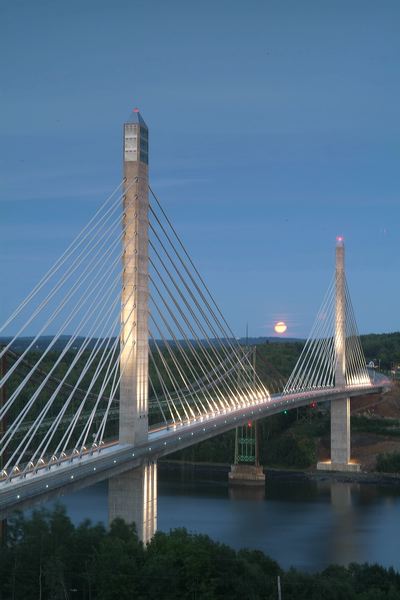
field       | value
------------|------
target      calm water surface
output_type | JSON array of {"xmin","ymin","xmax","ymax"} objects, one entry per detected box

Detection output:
[{"xmin": 43, "ymin": 472, "xmax": 400, "ymax": 572}]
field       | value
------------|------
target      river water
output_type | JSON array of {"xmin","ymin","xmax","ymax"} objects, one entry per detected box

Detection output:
[{"xmin": 43, "ymin": 469, "xmax": 400, "ymax": 573}]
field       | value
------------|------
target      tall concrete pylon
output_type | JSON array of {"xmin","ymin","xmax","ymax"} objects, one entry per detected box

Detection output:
[
  {"xmin": 318, "ymin": 237, "xmax": 360, "ymax": 472},
  {"xmin": 109, "ymin": 109, "xmax": 157, "ymax": 541},
  {"xmin": 331, "ymin": 237, "xmax": 350, "ymax": 465},
  {"xmin": 119, "ymin": 108, "xmax": 149, "ymax": 446}
]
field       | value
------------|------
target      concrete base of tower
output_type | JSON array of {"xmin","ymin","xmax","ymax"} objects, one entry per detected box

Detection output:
[
  {"xmin": 228, "ymin": 464, "xmax": 266, "ymax": 486},
  {"xmin": 108, "ymin": 461, "xmax": 157, "ymax": 543},
  {"xmin": 316, "ymin": 460, "xmax": 361, "ymax": 473}
]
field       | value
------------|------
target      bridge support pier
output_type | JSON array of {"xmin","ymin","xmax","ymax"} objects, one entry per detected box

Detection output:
[
  {"xmin": 331, "ymin": 397, "xmax": 350, "ymax": 464},
  {"xmin": 229, "ymin": 464, "xmax": 265, "ymax": 486},
  {"xmin": 229, "ymin": 420, "xmax": 265, "ymax": 486},
  {"xmin": 108, "ymin": 461, "xmax": 157, "ymax": 544},
  {"xmin": 317, "ymin": 397, "xmax": 360, "ymax": 472}
]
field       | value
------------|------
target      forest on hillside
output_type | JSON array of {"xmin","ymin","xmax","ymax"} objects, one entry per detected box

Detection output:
[
  {"xmin": 360, "ymin": 332, "xmax": 400, "ymax": 370},
  {"xmin": 253, "ymin": 331, "xmax": 400, "ymax": 376}
]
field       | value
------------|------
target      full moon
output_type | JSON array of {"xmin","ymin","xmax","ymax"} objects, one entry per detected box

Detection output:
[{"xmin": 274, "ymin": 321, "xmax": 287, "ymax": 334}]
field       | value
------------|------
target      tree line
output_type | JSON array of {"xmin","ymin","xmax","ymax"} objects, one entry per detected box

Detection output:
[{"xmin": 1, "ymin": 506, "xmax": 400, "ymax": 599}]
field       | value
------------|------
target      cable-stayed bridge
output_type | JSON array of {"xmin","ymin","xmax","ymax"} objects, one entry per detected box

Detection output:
[{"xmin": 0, "ymin": 110, "xmax": 391, "ymax": 541}]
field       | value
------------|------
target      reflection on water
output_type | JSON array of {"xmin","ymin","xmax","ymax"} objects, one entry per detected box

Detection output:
[
  {"xmin": 42, "ymin": 471, "xmax": 400, "ymax": 572},
  {"xmin": 228, "ymin": 485, "xmax": 265, "ymax": 502}
]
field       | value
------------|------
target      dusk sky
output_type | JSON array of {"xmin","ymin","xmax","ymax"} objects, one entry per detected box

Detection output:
[{"xmin": 1, "ymin": 0, "xmax": 399, "ymax": 338}]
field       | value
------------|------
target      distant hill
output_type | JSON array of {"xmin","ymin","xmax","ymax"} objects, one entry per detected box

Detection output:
[
  {"xmin": 0, "ymin": 335, "xmax": 101, "ymax": 353},
  {"xmin": 237, "ymin": 336, "xmax": 304, "ymax": 345},
  {"xmin": 0, "ymin": 334, "xmax": 304, "ymax": 353},
  {"xmin": 1, "ymin": 332, "xmax": 399, "ymax": 370}
]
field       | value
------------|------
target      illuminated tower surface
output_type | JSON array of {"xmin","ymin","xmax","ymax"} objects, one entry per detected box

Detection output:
[
  {"xmin": 331, "ymin": 237, "xmax": 350, "ymax": 465},
  {"xmin": 109, "ymin": 109, "xmax": 156, "ymax": 543},
  {"xmin": 119, "ymin": 109, "xmax": 149, "ymax": 446}
]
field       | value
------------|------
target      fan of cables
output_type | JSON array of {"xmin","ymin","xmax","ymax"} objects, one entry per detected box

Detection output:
[
  {"xmin": 283, "ymin": 275, "xmax": 370, "ymax": 395},
  {"xmin": 147, "ymin": 186, "xmax": 269, "ymax": 427},
  {"xmin": 0, "ymin": 181, "xmax": 270, "ymax": 479}
]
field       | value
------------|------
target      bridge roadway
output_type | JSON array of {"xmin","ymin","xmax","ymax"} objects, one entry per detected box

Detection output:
[{"xmin": 0, "ymin": 380, "xmax": 390, "ymax": 519}]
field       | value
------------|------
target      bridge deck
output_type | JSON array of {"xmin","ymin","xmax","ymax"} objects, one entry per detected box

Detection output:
[{"xmin": 0, "ymin": 382, "xmax": 390, "ymax": 518}]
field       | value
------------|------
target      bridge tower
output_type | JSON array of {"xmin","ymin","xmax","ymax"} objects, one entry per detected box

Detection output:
[
  {"xmin": 108, "ymin": 109, "xmax": 157, "ymax": 541},
  {"xmin": 317, "ymin": 237, "xmax": 360, "ymax": 472}
]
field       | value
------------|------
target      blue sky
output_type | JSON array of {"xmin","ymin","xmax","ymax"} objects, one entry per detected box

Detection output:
[{"xmin": 1, "ymin": 0, "xmax": 399, "ymax": 338}]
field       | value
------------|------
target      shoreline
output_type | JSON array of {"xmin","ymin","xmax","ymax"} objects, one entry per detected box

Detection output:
[{"xmin": 159, "ymin": 459, "xmax": 400, "ymax": 486}]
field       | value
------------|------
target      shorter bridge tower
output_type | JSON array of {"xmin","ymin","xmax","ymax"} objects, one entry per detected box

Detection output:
[{"xmin": 317, "ymin": 238, "xmax": 360, "ymax": 472}]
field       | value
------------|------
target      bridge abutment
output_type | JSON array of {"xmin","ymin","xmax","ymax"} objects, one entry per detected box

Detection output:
[{"xmin": 108, "ymin": 461, "xmax": 157, "ymax": 543}]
